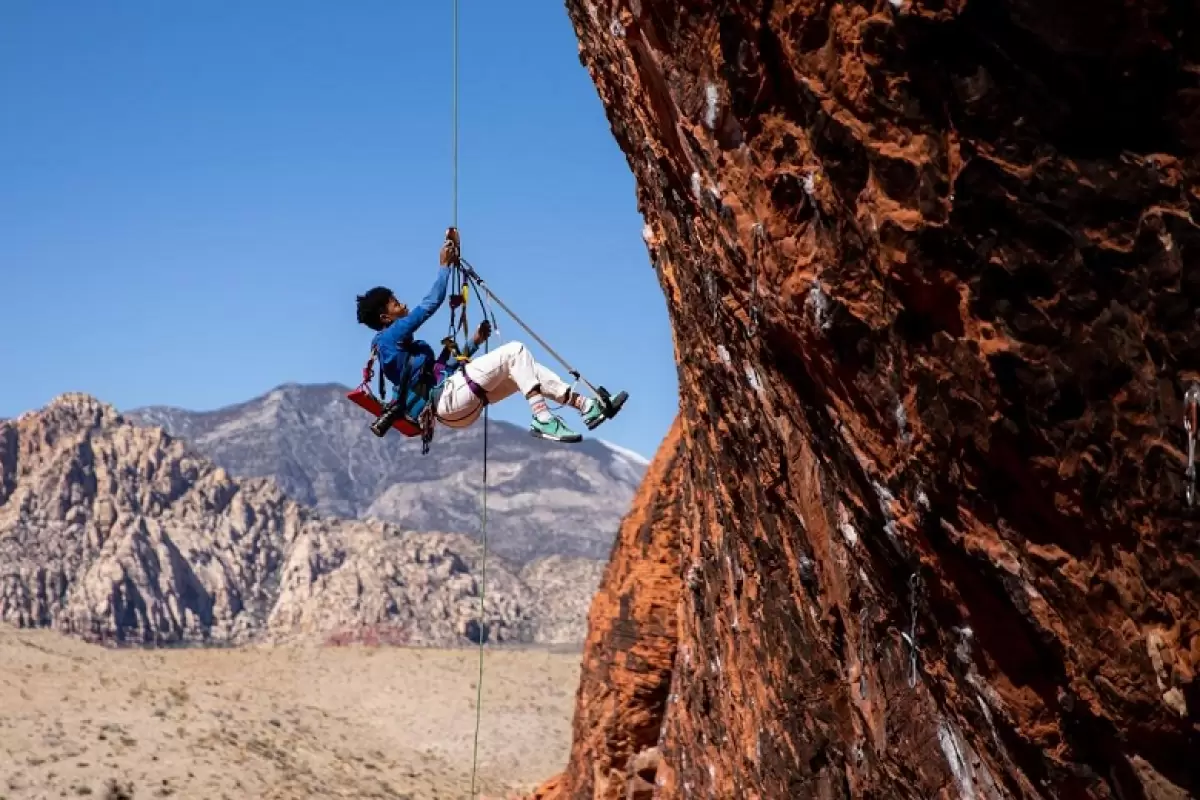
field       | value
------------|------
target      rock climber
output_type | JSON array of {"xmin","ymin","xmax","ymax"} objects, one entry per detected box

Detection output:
[{"xmin": 354, "ymin": 229, "xmax": 617, "ymax": 443}]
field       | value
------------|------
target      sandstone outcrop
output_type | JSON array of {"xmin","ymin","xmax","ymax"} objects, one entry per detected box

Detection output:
[
  {"xmin": 129, "ymin": 382, "xmax": 648, "ymax": 563},
  {"xmin": 521, "ymin": 556, "xmax": 610, "ymax": 645},
  {"xmin": 0, "ymin": 393, "xmax": 600, "ymax": 647},
  {"xmin": 537, "ymin": 1, "xmax": 1199, "ymax": 797},
  {"xmin": 534, "ymin": 419, "xmax": 683, "ymax": 800}
]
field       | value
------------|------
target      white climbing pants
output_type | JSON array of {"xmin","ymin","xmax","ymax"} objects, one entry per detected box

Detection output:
[{"xmin": 435, "ymin": 341, "xmax": 573, "ymax": 428}]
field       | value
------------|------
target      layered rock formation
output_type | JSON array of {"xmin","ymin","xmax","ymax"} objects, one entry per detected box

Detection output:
[
  {"xmin": 0, "ymin": 393, "xmax": 601, "ymax": 647},
  {"xmin": 536, "ymin": 418, "xmax": 684, "ymax": 800},
  {"xmin": 521, "ymin": 556, "xmax": 611, "ymax": 646},
  {"xmin": 128, "ymin": 383, "xmax": 648, "ymax": 563},
  {"xmin": 537, "ymin": 1, "xmax": 1199, "ymax": 798}
]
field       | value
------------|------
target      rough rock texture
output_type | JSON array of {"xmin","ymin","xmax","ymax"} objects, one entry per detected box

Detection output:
[
  {"xmin": 0, "ymin": 393, "xmax": 601, "ymax": 647},
  {"xmin": 128, "ymin": 383, "xmax": 649, "ymax": 563},
  {"xmin": 538, "ymin": 1, "xmax": 1200, "ymax": 798},
  {"xmin": 534, "ymin": 418, "xmax": 684, "ymax": 800},
  {"xmin": 521, "ymin": 556, "xmax": 611, "ymax": 645}
]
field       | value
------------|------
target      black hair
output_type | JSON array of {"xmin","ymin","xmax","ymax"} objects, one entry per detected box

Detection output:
[{"xmin": 356, "ymin": 286, "xmax": 394, "ymax": 331}]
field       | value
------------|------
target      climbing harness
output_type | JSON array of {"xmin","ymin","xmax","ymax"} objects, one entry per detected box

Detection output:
[
  {"xmin": 1185, "ymin": 382, "xmax": 1199, "ymax": 507},
  {"xmin": 346, "ymin": 314, "xmax": 483, "ymax": 457}
]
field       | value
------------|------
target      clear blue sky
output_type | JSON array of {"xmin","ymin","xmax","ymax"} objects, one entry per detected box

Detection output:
[{"xmin": 0, "ymin": 1, "xmax": 678, "ymax": 458}]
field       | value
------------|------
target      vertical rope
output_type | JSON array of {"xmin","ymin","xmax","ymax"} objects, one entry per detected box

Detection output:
[
  {"xmin": 451, "ymin": 0, "xmax": 459, "ymax": 229},
  {"xmin": 452, "ymin": 2, "xmax": 489, "ymax": 796},
  {"xmin": 469, "ymin": 359, "xmax": 489, "ymax": 797}
]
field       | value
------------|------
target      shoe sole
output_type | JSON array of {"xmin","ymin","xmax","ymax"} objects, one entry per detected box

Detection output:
[
  {"xmin": 584, "ymin": 391, "xmax": 628, "ymax": 431},
  {"xmin": 530, "ymin": 429, "xmax": 582, "ymax": 444}
]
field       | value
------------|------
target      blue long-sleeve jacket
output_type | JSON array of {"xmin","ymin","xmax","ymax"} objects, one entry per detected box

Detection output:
[{"xmin": 371, "ymin": 268, "xmax": 478, "ymax": 421}]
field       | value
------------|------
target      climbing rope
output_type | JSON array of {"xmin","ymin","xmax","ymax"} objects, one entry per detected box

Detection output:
[
  {"xmin": 448, "ymin": 0, "xmax": 490, "ymax": 795},
  {"xmin": 451, "ymin": 0, "xmax": 459, "ymax": 230},
  {"xmin": 470, "ymin": 340, "xmax": 490, "ymax": 799},
  {"xmin": 462, "ymin": 271, "xmax": 496, "ymax": 799}
]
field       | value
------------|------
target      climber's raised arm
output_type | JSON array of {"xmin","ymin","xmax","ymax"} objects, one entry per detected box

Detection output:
[
  {"xmin": 354, "ymin": 229, "xmax": 461, "ymax": 349},
  {"xmin": 375, "ymin": 267, "xmax": 449, "ymax": 347}
]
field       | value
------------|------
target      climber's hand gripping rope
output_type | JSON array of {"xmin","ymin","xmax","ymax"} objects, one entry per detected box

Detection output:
[{"xmin": 439, "ymin": 227, "xmax": 461, "ymax": 267}]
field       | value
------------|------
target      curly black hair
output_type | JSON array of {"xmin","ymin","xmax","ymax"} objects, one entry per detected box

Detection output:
[{"xmin": 356, "ymin": 286, "xmax": 393, "ymax": 331}]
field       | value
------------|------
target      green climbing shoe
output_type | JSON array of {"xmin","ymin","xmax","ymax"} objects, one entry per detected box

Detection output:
[
  {"xmin": 581, "ymin": 399, "xmax": 608, "ymax": 430},
  {"xmin": 581, "ymin": 390, "xmax": 628, "ymax": 431},
  {"xmin": 530, "ymin": 415, "xmax": 582, "ymax": 443}
]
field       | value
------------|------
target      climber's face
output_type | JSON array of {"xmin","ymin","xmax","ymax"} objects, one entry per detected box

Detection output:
[{"xmin": 381, "ymin": 295, "xmax": 409, "ymax": 326}]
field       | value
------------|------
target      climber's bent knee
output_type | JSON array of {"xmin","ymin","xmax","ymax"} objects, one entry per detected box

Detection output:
[{"xmin": 497, "ymin": 341, "xmax": 527, "ymax": 359}]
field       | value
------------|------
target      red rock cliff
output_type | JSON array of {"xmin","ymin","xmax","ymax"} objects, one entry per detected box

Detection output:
[
  {"xmin": 538, "ymin": 1, "xmax": 1200, "ymax": 798},
  {"xmin": 534, "ymin": 418, "xmax": 684, "ymax": 800}
]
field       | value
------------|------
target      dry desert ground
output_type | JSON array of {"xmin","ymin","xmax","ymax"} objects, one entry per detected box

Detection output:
[{"xmin": 0, "ymin": 626, "xmax": 580, "ymax": 799}]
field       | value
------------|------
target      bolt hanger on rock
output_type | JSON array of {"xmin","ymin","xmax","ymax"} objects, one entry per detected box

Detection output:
[
  {"xmin": 900, "ymin": 572, "xmax": 923, "ymax": 689},
  {"xmin": 1184, "ymin": 382, "xmax": 1199, "ymax": 507}
]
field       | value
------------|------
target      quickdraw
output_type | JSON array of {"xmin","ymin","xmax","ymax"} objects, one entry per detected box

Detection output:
[
  {"xmin": 1185, "ymin": 382, "xmax": 1200, "ymax": 507},
  {"xmin": 900, "ymin": 572, "xmax": 922, "ymax": 688},
  {"xmin": 747, "ymin": 222, "xmax": 765, "ymax": 339},
  {"xmin": 445, "ymin": 258, "xmax": 474, "ymax": 364}
]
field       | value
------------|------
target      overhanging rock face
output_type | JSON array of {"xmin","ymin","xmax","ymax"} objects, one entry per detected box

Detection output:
[
  {"xmin": 536, "ymin": 1, "xmax": 1200, "ymax": 798},
  {"xmin": 537, "ymin": 418, "xmax": 684, "ymax": 800}
]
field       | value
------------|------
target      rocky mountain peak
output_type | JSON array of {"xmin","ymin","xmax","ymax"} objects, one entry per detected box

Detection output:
[
  {"xmin": 127, "ymin": 382, "xmax": 650, "ymax": 563},
  {"xmin": 0, "ymin": 393, "xmax": 604, "ymax": 647},
  {"xmin": 5, "ymin": 392, "xmax": 124, "ymax": 457}
]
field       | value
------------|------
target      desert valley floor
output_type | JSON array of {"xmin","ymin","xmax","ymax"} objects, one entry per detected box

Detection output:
[{"xmin": 0, "ymin": 626, "xmax": 579, "ymax": 799}]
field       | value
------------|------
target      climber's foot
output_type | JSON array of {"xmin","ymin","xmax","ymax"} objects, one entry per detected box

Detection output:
[
  {"xmin": 583, "ymin": 390, "xmax": 628, "ymax": 430},
  {"xmin": 530, "ymin": 415, "xmax": 582, "ymax": 443},
  {"xmin": 580, "ymin": 399, "xmax": 607, "ymax": 431}
]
